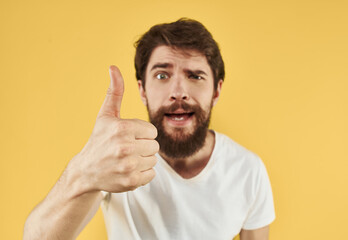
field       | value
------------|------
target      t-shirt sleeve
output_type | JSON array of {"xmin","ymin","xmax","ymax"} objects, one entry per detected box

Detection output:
[{"xmin": 242, "ymin": 158, "xmax": 276, "ymax": 230}]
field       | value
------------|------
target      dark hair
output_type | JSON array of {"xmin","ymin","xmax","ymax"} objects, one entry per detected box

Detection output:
[{"xmin": 134, "ymin": 18, "xmax": 225, "ymax": 89}]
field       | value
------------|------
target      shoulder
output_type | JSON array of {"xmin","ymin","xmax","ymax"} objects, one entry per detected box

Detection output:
[
  {"xmin": 213, "ymin": 131, "xmax": 263, "ymax": 171},
  {"xmin": 213, "ymin": 131, "xmax": 274, "ymax": 212},
  {"xmin": 212, "ymin": 131, "xmax": 270, "ymax": 194}
]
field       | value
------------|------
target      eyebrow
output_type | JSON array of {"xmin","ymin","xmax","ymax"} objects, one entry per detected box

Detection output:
[
  {"xmin": 150, "ymin": 62, "xmax": 208, "ymax": 76},
  {"xmin": 150, "ymin": 63, "xmax": 173, "ymax": 71},
  {"xmin": 185, "ymin": 69, "xmax": 208, "ymax": 76}
]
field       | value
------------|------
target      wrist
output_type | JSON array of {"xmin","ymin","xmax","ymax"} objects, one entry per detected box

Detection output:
[{"xmin": 59, "ymin": 153, "xmax": 95, "ymax": 200}]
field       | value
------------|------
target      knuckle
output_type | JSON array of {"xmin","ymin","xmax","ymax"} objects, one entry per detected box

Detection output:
[
  {"xmin": 125, "ymin": 174, "xmax": 140, "ymax": 188},
  {"xmin": 106, "ymin": 87, "xmax": 121, "ymax": 97},
  {"xmin": 106, "ymin": 87, "xmax": 113, "ymax": 95},
  {"xmin": 123, "ymin": 159, "xmax": 137, "ymax": 173},
  {"xmin": 115, "ymin": 144, "xmax": 133, "ymax": 158},
  {"xmin": 115, "ymin": 158, "xmax": 137, "ymax": 174},
  {"xmin": 114, "ymin": 120, "xmax": 131, "ymax": 134}
]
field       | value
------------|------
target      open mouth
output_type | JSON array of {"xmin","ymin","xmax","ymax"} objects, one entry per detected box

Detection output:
[{"xmin": 164, "ymin": 112, "xmax": 194, "ymax": 121}]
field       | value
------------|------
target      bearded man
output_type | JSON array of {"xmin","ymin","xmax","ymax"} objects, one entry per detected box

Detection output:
[{"xmin": 24, "ymin": 18, "xmax": 275, "ymax": 240}]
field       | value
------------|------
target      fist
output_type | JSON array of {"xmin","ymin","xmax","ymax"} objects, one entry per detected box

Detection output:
[{"xmin": 70, "ymin": 66, "xmax": 159, "ymax": 194}]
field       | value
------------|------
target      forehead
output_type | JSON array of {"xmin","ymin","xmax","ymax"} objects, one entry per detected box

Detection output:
[{"xmin": 146, "ymin": 45, "xmax": 211, "ymax": 73}]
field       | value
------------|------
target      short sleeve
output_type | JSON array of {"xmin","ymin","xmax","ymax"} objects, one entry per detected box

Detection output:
[{"xmin": 242, "ymin": 159, "xmax": 276, "ymax": 230}]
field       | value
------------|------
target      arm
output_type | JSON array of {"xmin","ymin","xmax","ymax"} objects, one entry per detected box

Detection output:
[
  {"xmin": 23, "ymin": 169, "xmax": 104, "ymax": 240},
  {"xmin": 23, "ymin": 66, "xmax": 159, "ymax": 240},
  {"xmin": 239, "ymin": 225, "xmax": 269, "ymax": 240},
  {"xmin": 240, "ymin": 158, "xmax": 275, "ymax": 240}
]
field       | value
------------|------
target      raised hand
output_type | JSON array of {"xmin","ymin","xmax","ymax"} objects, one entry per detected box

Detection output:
[{"xmin": 70, "ymin": 65, "xmax": 159, "ymax": 195}]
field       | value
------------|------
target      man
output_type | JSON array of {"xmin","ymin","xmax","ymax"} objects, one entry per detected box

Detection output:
[{"xmin": 24, "ymin": 18, "xmax": 275, "ymax": 240}]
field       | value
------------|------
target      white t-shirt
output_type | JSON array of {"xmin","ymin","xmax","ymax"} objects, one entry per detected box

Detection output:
[{"xmin": 101, "ymin": 131, "xmax": 275, "ymax": 240}]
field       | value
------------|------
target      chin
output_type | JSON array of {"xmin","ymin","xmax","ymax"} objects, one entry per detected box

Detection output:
[{"xmin": 164, "ymin": 125, "xmax": 196, "ymax": 141}]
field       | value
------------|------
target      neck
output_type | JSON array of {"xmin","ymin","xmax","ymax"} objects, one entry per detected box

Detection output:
[{"xmin": 159, "ymin": 130, "xmax": 216, "ymax": 179}]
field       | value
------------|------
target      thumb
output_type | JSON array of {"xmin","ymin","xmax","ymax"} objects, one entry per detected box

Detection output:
[{"xmin": 97, "ymin": 65, "xmax": 124, "ymax": 118}]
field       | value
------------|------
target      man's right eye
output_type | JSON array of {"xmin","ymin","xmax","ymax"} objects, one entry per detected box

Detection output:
[{"xmin": 155, "ymin": 73, "xmax": 168, "ymax": 80}]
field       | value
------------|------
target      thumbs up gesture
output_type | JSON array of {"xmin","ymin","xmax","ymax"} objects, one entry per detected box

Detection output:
[{"xmin": 69, "ymin": 66, "xmax": 159, "ymax": 194}]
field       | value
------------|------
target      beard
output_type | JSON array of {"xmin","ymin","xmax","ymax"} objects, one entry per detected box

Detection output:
[{"xmin": 147, "ymin": 100, "xmax": 212, "ymax": 159}]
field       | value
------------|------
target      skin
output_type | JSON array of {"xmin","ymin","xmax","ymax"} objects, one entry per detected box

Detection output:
[
  {"xmin": 240, "ymin": 226, "xmax": 270, "ymax": 240},
  {"xmin": 138, "ymin": 46, "xmax": 222, "ymax": 178},
  {"xmin": 23, "ymin": 46, "xmax": 270, "ymax": 239},
  {"xmin": 23, "ymin": 66, "xmax": 159, "ymax": 239}
]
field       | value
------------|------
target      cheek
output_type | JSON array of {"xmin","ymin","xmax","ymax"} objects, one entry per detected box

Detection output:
[
  {"xmin": 145, "ymin": 90, "xmax": 162, "ymax": 111},
  {"xmin": 192, "ymin": 88, "xmax": 214, "ymax": 105}
]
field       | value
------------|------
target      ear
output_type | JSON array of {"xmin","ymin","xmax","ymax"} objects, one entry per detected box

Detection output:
[
  {"xmin": 212, "ymin": 79, "xmax": 223, "ymax": 107},
  {"xmin": 137, "ymin": 80, "xmax": 147, "ymax": 106}
]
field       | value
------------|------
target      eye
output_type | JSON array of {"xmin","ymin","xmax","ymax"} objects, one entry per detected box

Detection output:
[
  {"xmin": 189, "ymin": 74, "xmax": 203, "ymax": 80},
  {"xmin": 155, "ymin": 73, "xmax": 169, "ymax": 80}
]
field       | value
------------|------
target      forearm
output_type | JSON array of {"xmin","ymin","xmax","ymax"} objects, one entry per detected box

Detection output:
[
  {"xmin": 23, "ymin": 156, "xmax": 102, "ymax": 240},
  {"xmin": 23, "ymin": 65, "xmax": 158, "ymax": 239},
  {"xmin": 239, "ymin": 226, "xmax": 269, "ymax": 240}
]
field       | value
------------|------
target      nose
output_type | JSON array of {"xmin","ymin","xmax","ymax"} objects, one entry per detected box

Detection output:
[{"xmin": 169, "ymin": 77, "xmax": 189, "ymax": 101}]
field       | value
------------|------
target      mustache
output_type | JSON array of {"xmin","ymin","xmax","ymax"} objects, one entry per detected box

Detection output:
[
  {"xmin": 157, "ymin": 101, "xmax": 199, "ymax": 116},
  {"xmin": 147, "ymin": 100, "xmax": 211, "ymax": 159}
]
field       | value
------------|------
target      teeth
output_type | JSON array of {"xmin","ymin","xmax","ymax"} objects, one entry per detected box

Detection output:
[{"xmin": 173, "ymin": 116, "xmax": 184, "ymax": 121}]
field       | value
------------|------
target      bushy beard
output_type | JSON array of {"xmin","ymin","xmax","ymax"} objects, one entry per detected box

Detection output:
[{"xmin": 148, "ymin": 101, "xmax": 212, "ymax": 159}]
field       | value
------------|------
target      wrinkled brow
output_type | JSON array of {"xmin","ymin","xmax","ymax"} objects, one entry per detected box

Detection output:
[
  {"xmin": 150, "ymin": 63, "xmax": 173, "ymax": 71},
  {"xmin": 151, "ymin": 63, "xmax": 207, "ymax": 76},
  {"xmin": 185, "ymin": 69, "xmax": 207, "ymax": 76}
]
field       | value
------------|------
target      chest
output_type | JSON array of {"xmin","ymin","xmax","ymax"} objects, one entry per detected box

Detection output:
[{"xmin": 126, "ymin": 172, "xmax": 250, "ymax": 239}]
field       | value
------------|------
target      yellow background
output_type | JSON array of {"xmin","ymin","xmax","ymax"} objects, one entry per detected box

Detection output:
[{"xmin": 1, "ymin": 0, "xmax": 347, "ymax": 239}]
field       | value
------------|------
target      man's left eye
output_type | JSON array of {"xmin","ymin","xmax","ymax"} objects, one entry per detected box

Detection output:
[{"xmin": 189, "ymin": 75, "xmax": 203, "ymax": 80}]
